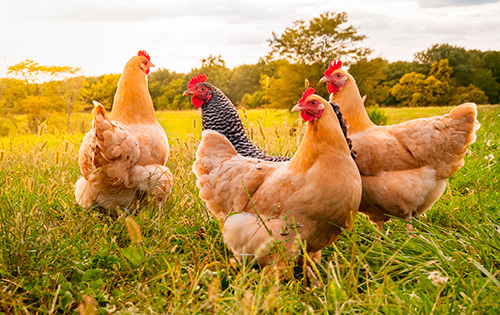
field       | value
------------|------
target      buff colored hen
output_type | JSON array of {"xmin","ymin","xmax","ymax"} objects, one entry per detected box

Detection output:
[
  {"xmin": 320, "ymin": 60, "xmax": 480, "ymax": 233},
  {"xmin": 75, "ymin": 51, "xmax": 172, "ymax": 211}
]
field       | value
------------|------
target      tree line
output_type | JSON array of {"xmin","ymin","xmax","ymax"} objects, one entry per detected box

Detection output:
[{"xmin": 1, "ymin": 12, "xmax": 499, "ymax": 134}]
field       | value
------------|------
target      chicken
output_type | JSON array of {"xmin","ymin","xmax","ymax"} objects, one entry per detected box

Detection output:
[
  {"xmin": 75, "ymin": 51, "xmax": 173, "ymax": 211},
  {"xmin": 183, "ymin": 73, "xmax": 290, "ymax": 162},
  {"xmin": 320, "ymin": 60, "xmax": 480, "ymax": 232},
  {"xmin": 192, "ymin": 88, "xmax": 362, "ymax": 266}
]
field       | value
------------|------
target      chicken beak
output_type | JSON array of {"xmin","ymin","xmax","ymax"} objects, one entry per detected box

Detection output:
[
  {"xmin": 183, "ymin": 90, "xmax": 193, "ymax": 97},
  {"xmin": 291, "ymin": 104, "xmax": 301, "ymax": 112},
  {"xmin": 150, "ymin": 63, "xmax": 155, "ymax": 68},
  {"xmin": 319, "ymin": 76, "xmax": 328, "ymax": 83}
]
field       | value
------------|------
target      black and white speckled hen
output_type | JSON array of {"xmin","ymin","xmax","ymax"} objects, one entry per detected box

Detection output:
[{"xmin": 183, "ymin": 73, "xmax": 290, "ymax": 162}]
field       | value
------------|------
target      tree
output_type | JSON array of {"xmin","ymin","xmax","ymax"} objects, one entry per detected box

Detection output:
[
  {"xmin": 348, "ymin": 58, "xmax": 389, "ymax": 106},
  {"xmin": 7, "ymin": 60, "xmax": 82, "ymax": 132},
  {"xmin": 267, "ymin": 11, "xmax": 371, "ymax": 65},
  {"xmin": 414, "ymin": 44, "xmax": 475, "ymax": 86},
  {"xmin": 391, "ymin": 72, "xmax": 426, "ymax": 106},
  {"xmin": 84, "ymin": 74, "xmax": 120, "ymax": 110},
  {"xmin": 428, "ymin": 59, "xmax": 453, "ymax": 105},
  {"xmin": 391, "ymin": 59, "xmax": 455, "ymax": 107},
  {"xmin": 483, "ymin": 51, "xmax": 500, "ymax": 82},
  {"xmin": 19, "ymin": 96, "xmax": 53, "ymax": 132},
  {"xmin": 57, "ymin": 76, "xmax": 86, "ymax": 131},
  {"xmin": 196, "ymin": 55, "xmax": 231, "ymax": 91},
  {"xmin": 452, "ymin": 84, "xmax": 489, "ymax": 105},
  {"xmin": 470, "ymin": 68, "xmax": 499, "ymax": 104},
  {"xmin": 266, "ymin": 61, "xmax": 326, "ymax": 109},
  {"xmin": 0, "ymin": 78, "xmax": 25, "ymax": 119},
  {"xmin": 413, "ymin": 43, "xmax": 500, "ymax": 102},
  {"xmin": 154, "ymin": 77, "xmax": 191, "ymax": 110},
  {"xmin": 240, "ymin": 90, "xmax": 266, "ymax": 109},
  {"xmin": 149, "ymin": 69, "xmax": 185, "ymax": 109},
  {"xmin": 8, "ymin": 60, "xmax": 79, "ymax": 95},
  {"xmin": 226, "ymin": 61, "xmax": 273, "ymax": 105},
  {"xmin": 0, "ymin": 77, "xmax": 7, "ymax": 116},
  {"xmin": 0, "ymin": 77, "xmax": 15, "ymax": 136}
]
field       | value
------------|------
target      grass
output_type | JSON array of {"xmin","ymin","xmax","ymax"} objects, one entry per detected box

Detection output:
[{"xmin": 0, "ymin": 106, "xmax": 499, "ymax": 314}]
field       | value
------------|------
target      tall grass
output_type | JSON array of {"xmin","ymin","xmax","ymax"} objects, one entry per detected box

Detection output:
[{"xmin": 0, "ymin": 106, "xmax": 498, "ymax": 314}]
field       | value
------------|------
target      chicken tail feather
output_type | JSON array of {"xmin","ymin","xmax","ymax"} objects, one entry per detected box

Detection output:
[
  {"xmin": 435, "ymin": 102, "xmax": 480, "ymax": 177},
  {"xmin": 448, "ymin": 103, "xmax": 480, "ymax": 146}
]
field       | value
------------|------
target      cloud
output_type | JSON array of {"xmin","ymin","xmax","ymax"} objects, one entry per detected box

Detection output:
[
  {"xmin": 417, "ymin": 0, "xmax": 500, "ymax": 8},
  {"xmin": 26, "ymin": 1, "xmax": 306, "ymax": 23}
]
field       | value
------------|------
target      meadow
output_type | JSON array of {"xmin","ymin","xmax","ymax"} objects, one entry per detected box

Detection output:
[{"xmin": 0, "ymin": 105, "xmax": 499, "ymax": 314}]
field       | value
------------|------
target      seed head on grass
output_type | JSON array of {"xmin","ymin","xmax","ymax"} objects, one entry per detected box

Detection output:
[
  {"xmin": 262, "ymin": 285, "xmax": 279, "ymax": 312},
  {"xmin": 40, "ymin": 139, "xmax": 48, "ymax": 152},
  {"xmin": 242, "ymin": 290, "xmax": 255, "ymax": 315},
  {"xmin": 242, "ymin": 107, "xmax": 248, "ymax": 121},
  {"xmin": 208, "ymin": 277, "xmax": 220, "ymax": 303},
  {"xmin": 125, "ymin": 216, "xmax": 143, "ymax": 244},
  {"xmin": 257, "ymin": 120, "xmax": 266, "ymax": 141},
  {"xmin": 78, "ymin": 295, "xmax": 98, "ymax": 315}
]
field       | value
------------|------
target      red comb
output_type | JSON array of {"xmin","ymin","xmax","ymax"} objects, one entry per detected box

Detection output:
[
  {"xmin": 324, "ymin": 60, "xmax": 342, "ymax": 76},
  {"xmin": 187, "ymin": 73, "xmax": 207, "ymax": 90},
  {"xmin": 299, "ymin": 87, "xmax": 315, "ymax": 103},
  {"xmin": 138, "ymin": 50, "xmax": 151, "ymax": 61}
]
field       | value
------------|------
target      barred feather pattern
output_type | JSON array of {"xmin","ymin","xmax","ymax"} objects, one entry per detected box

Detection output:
[
  {"xmin": 329, "ymin": 101, "xmax": 356, "ymax": 160},
  {"xmin": 200, "ymin": 83, "xmax": 291, "ymax": 162}
]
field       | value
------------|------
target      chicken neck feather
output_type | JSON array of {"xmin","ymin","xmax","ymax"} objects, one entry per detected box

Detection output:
[
  {"xmin": 330, "ymin": 76, "xmax": 375, "ymax": 133},
  {"xmin": 111, "ymin": 56, "xmax": 157, "ymax": 125}
]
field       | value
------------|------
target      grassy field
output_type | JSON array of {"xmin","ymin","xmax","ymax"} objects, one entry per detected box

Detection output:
[{"xmin": 0, "ymin": 105, "xmax": 499, "ymax": 314}]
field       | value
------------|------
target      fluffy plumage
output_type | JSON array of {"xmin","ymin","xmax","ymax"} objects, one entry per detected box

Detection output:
[
  {"xmin": 75, "ymin": 51, "xmax": 172, "ymax": 210},
  {"xmin": 192, "ymin": 89, "xmax": 362, "ymax": 266},
  {"xmin": 320, "ymin": 61, "xmax": 480, "ymax": 232}
]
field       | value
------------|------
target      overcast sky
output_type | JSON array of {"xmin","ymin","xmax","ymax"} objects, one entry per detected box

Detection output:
[{"xmin": 1, "ymin": 0, "xmax": 499, "ymax": 77}]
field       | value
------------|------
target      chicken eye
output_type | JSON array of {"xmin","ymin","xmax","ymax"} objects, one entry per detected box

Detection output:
[
  {"xmin": 200, "ymin": 87, "xmax": 206, "ymax": 92},
  {"xmin": 311, "ymin": 101, "xmax": 317, "ymax": 105},
  {"xmin": 336, "ymin": 73, "xmax": 341, "ymax": 78}
]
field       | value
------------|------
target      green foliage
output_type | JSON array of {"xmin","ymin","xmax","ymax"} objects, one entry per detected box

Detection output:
[
  {"xmin": 366, "ymin": 104, "xmax": 388, "ymax": 125},
  {"xmin": 428, "ymin": 59, "xmax": 454, "ymax": 105},
  {"xmin": 414, "ymin": 43, "xmax": 476, "ymax": 86},
  {"xmin": 391, "ymin": 72, "xmax": 426, "ymax": 106},
  {"xmin": 0, "ymin": 119, "xmax": 15, "ymax": 136},
  {"xmin": 266, "ymin": 61, "xmax": 327, "ymax": 109},
  {"xmin": 197, "ymin": 54, "xmax": 231, "ymax": 92},
  {"xmin": 153, "ymin": 77, "xmax": 191, "ymax": 110},
  {"xmin": 83, "ymin": 74, "xmax": 120, "ymax": 110},
  {"xmin": 226, "ymin": 62, "xmax": 273, "ymax": 104},
  {"xmin": 240, "ymin": 90, "xmax": 266, "ymax": 109},
  {"xmin": 267, "ymin": 11, "xmax": 371, "ymax": 65},
  {"xmin": 483, "ymin": 51, "xmax": 500, "ymax": 81},
  {"xmin": 392, "ymin": 59, "xmax": 457, "ymax": 106},
  {"xmin": 414, "ymin": 43, "xmax": 500, "ymax": 103},
  {"xmin": 0, "ymin": 106, "xmax": 499, "ymax": 313},
  {"xmin": 471, "ymin": 68, "xmax": 500, "ymax": 103},
  {"xmin": 349, "ymin": 58, "xmax": 389, "ymax": 107},
  {"xmin": 452, "ymin": 84, "xmax": 489, "ymax": 104},
  {"xmin": 148, "ymin": 68, "xmax": 186, "ymax": 110}
]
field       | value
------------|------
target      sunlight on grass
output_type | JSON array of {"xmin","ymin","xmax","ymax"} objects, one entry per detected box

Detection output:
[{"xmin": 0, "ymin": 106, "xmax": 499, "ymax": 314}]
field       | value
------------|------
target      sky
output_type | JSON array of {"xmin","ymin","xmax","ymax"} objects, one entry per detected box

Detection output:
[{"xmin": 1, "ymin": 0, "xmax": 500, "ymax": 77}]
